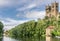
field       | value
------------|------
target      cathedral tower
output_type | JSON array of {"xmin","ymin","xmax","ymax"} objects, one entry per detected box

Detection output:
[
  {"xmin": 51, "ymin": 1, "xmax": 59, "ymax": 17},
  {"xmin": 46, "ymin": 1, "xmax": 59, "ymax": 17},
  {"xmin": 46, "ymin": 5, "xmax": 51, "ymax": 17}
]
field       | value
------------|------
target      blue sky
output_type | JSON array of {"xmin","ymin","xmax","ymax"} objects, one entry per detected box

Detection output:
[{"xmin": 0, "ymin": 0, "xmax": 60, "ymax": 31}]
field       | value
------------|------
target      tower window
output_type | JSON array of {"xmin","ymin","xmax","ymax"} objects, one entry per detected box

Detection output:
[
  {"xmin": 56, "ymin": 5, "xmax": 58, "ymax": 8},
  {"xmin": 52, "ymin": 5, "xmax": 54, "ymax": 8}
]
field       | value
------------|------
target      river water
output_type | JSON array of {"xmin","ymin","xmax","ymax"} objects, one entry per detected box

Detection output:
[
  {"xmin": 0, "ymin": 36, "xmax": 60, "ymax": 41},
  {"xmin": 3, "ymin": 36, "xmax": 45, "ymax": 41},
  {"xmin": 3, "ymin": 36, "xmax": 19, "ymax": 41}
]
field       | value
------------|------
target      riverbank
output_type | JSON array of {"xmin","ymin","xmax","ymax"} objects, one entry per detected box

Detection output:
[
  {"xmin": 3, "ymin": 36, "xmax": 19, "ymax": 41},
  {"xmin": 2, "ymin": 36, "xmax": 60, "ymax": 41}
]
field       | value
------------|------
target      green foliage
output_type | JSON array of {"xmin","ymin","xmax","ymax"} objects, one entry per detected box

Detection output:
[
  {"xmin": 8, "ymin": 16, "xmax": 60, "ymax": 39},
  {"xmin": 0, "ymin": 22, "xmax": 3, "ymax": 38}
]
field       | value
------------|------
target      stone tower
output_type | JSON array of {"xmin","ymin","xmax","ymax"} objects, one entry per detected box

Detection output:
[
  {"xmin": 51, "ymin": 1, "xmax": 59, "ymax": 17},
  {"xmin": 46, "ymin": 26, "xmax": 54, "ymax": 41},
  {"xmin": 46, "ymin": 5, "xmax": 51, "ymax": 17},
  {"xmin": 46, "ymin": 1, "xmax": 59, "ymax": 17}
]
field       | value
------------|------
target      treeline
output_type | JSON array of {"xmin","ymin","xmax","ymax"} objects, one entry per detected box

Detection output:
[
  {"xmin": 0, "ymin": 22, "xmax": 3, "ymax": 38},
  {"xmin": 8, "ymin": 16, "xmax": 60, "ymax": 39}
]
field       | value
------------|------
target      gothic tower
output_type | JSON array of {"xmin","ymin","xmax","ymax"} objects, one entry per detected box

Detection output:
[
  {"xmin": 51, "ymin": 1, "xmax": 59, "ymax": 17},
  {"xmin": 46, "ymin": 1, "xmax": 59, "ymax": 17},
  {"xmin": 46, "ymin": 5, "xmax": 51, "ymax": 17}
]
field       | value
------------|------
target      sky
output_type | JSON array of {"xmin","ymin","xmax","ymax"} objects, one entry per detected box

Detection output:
[{"xmin": 0, "ymin": 0, "xmax": 60, "ymax": 31}]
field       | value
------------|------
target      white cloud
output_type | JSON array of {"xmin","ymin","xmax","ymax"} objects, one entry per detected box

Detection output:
[
  {"xmin": 0, "ymin": 17, "xmax": 28, "ymax": 31},
  {"xmin": 16, "ymin": 13, "xmax": 25, "ymax": 18},
  {"xmin": 0, "ymin": 0, "xmax": 13, "ymax": 7},
  {"xmin": 17, "ymin": 4, "xmax": 36, "ymax": 11},
  {"xmin": 0, "ymin": 0, "xmax": 9, "ymax": 6},
  {"xmin": 0, "ymin": 0, "xmax": 19, "ymax": 7},
  {"xmin": 0, "ymin": 0, "xmax": 59, "ymax": 8},
  {"xmin": 16, "ymin": 11, "xmax": 45, "ymax": 19},
  {"xmin": 16, "ymin": 0, "xmax": 50, "ymax": 11},
  {"xmin": 0, "ymin": 0, "xmax": 59, "ymax": 11},
  {"xmin": 25, "ymin": 11, "xmax": 45, "ymax": 19}
]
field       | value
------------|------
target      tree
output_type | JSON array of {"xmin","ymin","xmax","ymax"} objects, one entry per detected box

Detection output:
[{"xmin": 0, "ymin": 22, "xmax": 4, "ymax": 38}]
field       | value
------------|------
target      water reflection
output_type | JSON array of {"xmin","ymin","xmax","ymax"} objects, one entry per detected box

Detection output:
[
  {"xmin": 2, "ymin": 36, "xmax": 60, "ymax": 41},
  {"xmin": 51, "ymin": 37, "xmax": 60, "ymax": 41},
  {"xmin": 3, "ymin": 36, "xmax": 19, "ymax": 41},
  {"xmin": 19, "ymin": 37, "xmax": 45, "ymax": 41},
  {"xmin": 0, "ymin": 38, "xmax": 3, "ymax": 41},
  {"xmin": 3, "ymin": 36, "xmax": 45, "ymax": 41},
  {"xmin": 20, "ymin": 37, "xmax": 60, "ymax": 41}
]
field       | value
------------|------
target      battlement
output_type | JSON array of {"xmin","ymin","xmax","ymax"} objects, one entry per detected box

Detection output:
[{"xmin": 46, "ymin": 1, "xmax": 59, "ymax": 17}]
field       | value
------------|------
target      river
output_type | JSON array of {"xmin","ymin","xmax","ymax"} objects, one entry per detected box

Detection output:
[
  {"xmin": 3, "ymin": 36, "xmax": 45, "ymax": 41},
  {"xmin": 3, "ymin": 36, "xmax": 19, "ymax": 41},
  {"xmin": 0, "ymin": 36, "xmax": 60, "ymax": 41}
]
